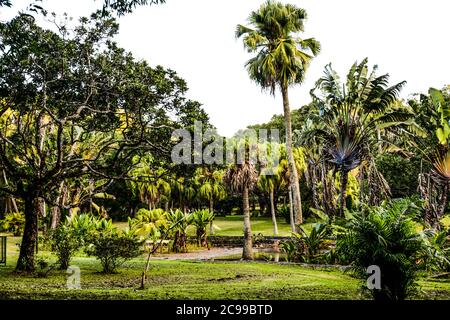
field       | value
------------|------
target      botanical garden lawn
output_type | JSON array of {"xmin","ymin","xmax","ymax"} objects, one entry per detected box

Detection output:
[
  {"xmin": 116, "ymin": 215, "xmax": 293, "ymax": 237},
  {"xmin": 1, "ymin": 236, "xmax": 450, "ymax": 300}
]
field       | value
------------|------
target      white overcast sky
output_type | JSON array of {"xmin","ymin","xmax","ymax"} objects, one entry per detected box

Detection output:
[{"xmin": 1, "ymin": 0, "xmax": 450, "ymax": 137}]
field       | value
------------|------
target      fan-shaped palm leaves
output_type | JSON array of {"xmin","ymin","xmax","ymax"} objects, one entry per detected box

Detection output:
[
  {"xmin": 307, "ymin": 59, "xmax": 413, "ymax": 215},
  {"xmin": 236, "ymin": 0, "xmax": 321, "ymax": 225},
  {"xmin": 166, "ymin": 209, "xmax": 192, "ymax": 253},
  {"xmin": 195, "ymin": 167, "xmax": 226, "ymax": 235},
  {"xmin": 192, "ymin": 209, "xmax": 214, "ymax": 247},
  {"xmin": 129, "ymin": 156, "xmax": 171, "ymax": 211},
  {"xmin": 128, "ymin": 208, "xmax": 168, "ymax": 240},
  {"xmin": 224, "ymin": 160, "xmax": 258, "ymax": 260},
  {"xmin": 337, "ymin": 199, "xmax": 429, "ymax": 301}
]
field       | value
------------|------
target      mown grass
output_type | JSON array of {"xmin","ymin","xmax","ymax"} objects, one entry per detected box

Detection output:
[
  {"xmin": 115, "ymin": 215, "xmax": 293, "ymax": 237},
  {"xmin": 1, "ymin": 235, "xmax": 450, "ymax": 300}
]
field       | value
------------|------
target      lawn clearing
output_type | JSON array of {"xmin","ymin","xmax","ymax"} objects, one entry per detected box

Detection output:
[{"xmin": 1, "ymin": 235, "xmax": 449, "ymax": 300}]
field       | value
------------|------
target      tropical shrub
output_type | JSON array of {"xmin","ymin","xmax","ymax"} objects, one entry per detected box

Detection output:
[
  {"xmin": 49, "ymin": 224, "xmax": 80, "ymax": 270},
  {"xmin": 85, "ymin": 226, "xmax": 142, "ymax": 274},
  {"xmin": 49, "ymin": 214, "xmax": 97, "ymax": 269},
  {"xmin": 0, "ymin": 212, "xmax": 25, "ymax": 236},
  {"xmin": 281, "ymin": 223, "xmax": 330, "ymax": 263},
  {"xmin": 166, "ymin": 209, "xmax": 192, "ymax": 253},
  {"xmin": 191, "ymin": 209, "xmax": 214, "ymax": 247},
  {"xmin": 336, "ymin": 199, "xmax": 431, "ymax": 300},
  {"xmin": 128, "ymin": 208, "xmax": 168, "ymax": 240},
  {"xmin": 421, "ymin": 229, "xmax": 450, "ymax": 272},
  {"xmin": 278, "ymin": 205, "xmax": 291, "ymax": 224}
]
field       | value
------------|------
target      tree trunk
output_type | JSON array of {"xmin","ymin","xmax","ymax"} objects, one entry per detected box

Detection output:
[
  {"xmin": 16, "ymin": 195, "xmax": 39, "ymax": 272},
  {"xmin": 51, "ymin": 181, "xmax": 67, "ymax": 229},
  {"xmin": 209, "ymin": 199, "xmax": 214, "ymax": 236},
  {"xmin": 339, "ymin": 168, "xmax": 349, "ymax": 216},
  {"xmin": 242, "ymin": 186, "xmax": 253, "ymax": 260},
  {"xmin": 269, "ymin": 188, "xmax": 278, "ymax": 236},
  {"xmin": 435, "ymin": 183, "xmax": 449, "ymax": 229},
  {"xmin": 2, "ymin": 169, "xmax": 19, "ymax": 214},
  {"xmin": 288, "ymin": 186, "xmax": 295, "ymax": 232},
  {"xmin": 281, "ymin": 84, "xmax": 302, "ymax": 225}
]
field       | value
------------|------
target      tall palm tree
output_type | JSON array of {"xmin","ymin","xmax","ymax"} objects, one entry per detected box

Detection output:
[
  {"xmin": 276, "ymin": 144, "xmax": 306, "ymax": 230},
  {"xmin": 236, "ymin": 0, "xmax": 320, "ymax": 225},
  {"xmin": 224, "ymin": 161, "xmax": 258, "ymax": 260},
  {"xmin": 258, "ymin": 172, "xmax": 279, "ymax": 236}
]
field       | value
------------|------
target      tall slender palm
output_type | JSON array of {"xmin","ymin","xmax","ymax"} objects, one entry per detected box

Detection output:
[
  {"xmin": 224, "ymin": 161, "xmax": 258, "ymax": 260},
  {"xmin": 236, "ymin": 0, "xmax": 320, "ymax": 225},
  {"xmin": 258, "ymin": 172, "xmax": 279, "ymax": 236}
]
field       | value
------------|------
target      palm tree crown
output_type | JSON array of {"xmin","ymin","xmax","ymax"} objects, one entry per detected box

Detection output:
[{"xmin": 236, "ymin": 0, "xmax": 321, "ymax": 94}]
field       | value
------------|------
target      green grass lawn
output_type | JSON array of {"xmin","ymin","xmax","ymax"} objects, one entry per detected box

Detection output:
[
  {"xmin": 1, "ymin": 236, "xmax": 450, "ymax": 300},
  {"xmin": 115, "ymin": 215, "xmax": 293, "ymax": 237},
  {"xmin": 208, "ymin": 215, "xmax": 292, "ymax": 237}
]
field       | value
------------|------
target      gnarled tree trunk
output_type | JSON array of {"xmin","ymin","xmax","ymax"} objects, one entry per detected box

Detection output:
[{"xmin": 16, "ymin": 193, "xmax": 39, "ymax": 272}]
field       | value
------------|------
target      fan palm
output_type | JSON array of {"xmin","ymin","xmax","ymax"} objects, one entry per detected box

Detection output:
[
  {"xmin": 166, "ymin": 209, "xmax": 192, "ymax": 253},
  {"xmin": 236, "ymin": 0, "xmax": 320, "ymax": 225},
  {"xmin": 337, "ymin": 199, "xmax": 429, "ymax": 301},
  {"xmin": 192, "ymin": 209, "xmax": 215, "ymax": 247},
  {"xmin": 195, "ymin": 167, "xmax": 226, "ymax": 236},
  {"xmin": 129, "ymin": 157, "xmax": 171, "ymax": 210},
  {"xmin": 224, "ymin": 160, "xmax": 258, "ymax": 260}
]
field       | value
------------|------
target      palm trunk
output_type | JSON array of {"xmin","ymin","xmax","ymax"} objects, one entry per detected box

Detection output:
[
  {"xmin": 339, "ymin": 167, "xmax": 349, "ymax": 216},
  {"xmin": 288, "ymin": 186, "xmax": 295, "ymax": 232},
  {"xmin": 281, "ymin": 84, "xmax": 302, "ymax": 225},
  {"xmin": 311, "ymin": 167, "xmax": 320, "ymax": 209},
  {"xmin": 435, "ymin": 183, "xmax": 449, "ymax": 229},
  {"xmin": 16, "ymin": 194, "xmax": 39, "ymax": 272},
  {"xmin": 209, "ymin": 199, "xmax": 214, "ymax": 236},
  {"xmin": 242, "ymin": 186, "xmax": 253, "ymax": 260},
  {"xmin": 269, "ymin": 188, "xmax": 278, "ymax": 236}
]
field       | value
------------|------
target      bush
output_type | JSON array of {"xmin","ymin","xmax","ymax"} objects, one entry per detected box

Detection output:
[
  {"xmin": 86, "ymin": 227, "xmax": 142, "ymax": 274},
  {"xmin": 49, "ymin": 225, "xmax": 80, "ymax": 270},
  {"xmin": 0, "ymin": 212, "xmax": 25, "ymax": 236},
  {"xmin": 281, "ymin": 223, "xmax": 330, "ymax": 263},
  {"xmin": 128, "ymin": 208, "xmax": 168, "ymax": 240},
  {"xmin": 278, "ymin": 205, "xmax": 291, "ymax": 224},
  {"xmin": 337, "ymin": 199, "xmax": 432, "ymax": 301},
  {"xmin": 191, "ymin": 209, "xmax": 214, "ymax": 247},
  {"xmin": 49, "ymin": 214, "xmax": 97, "ymax": 269},
  {"xmin": 166, "ymin": 209, "xmax": 192, "ymax": 253}
]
